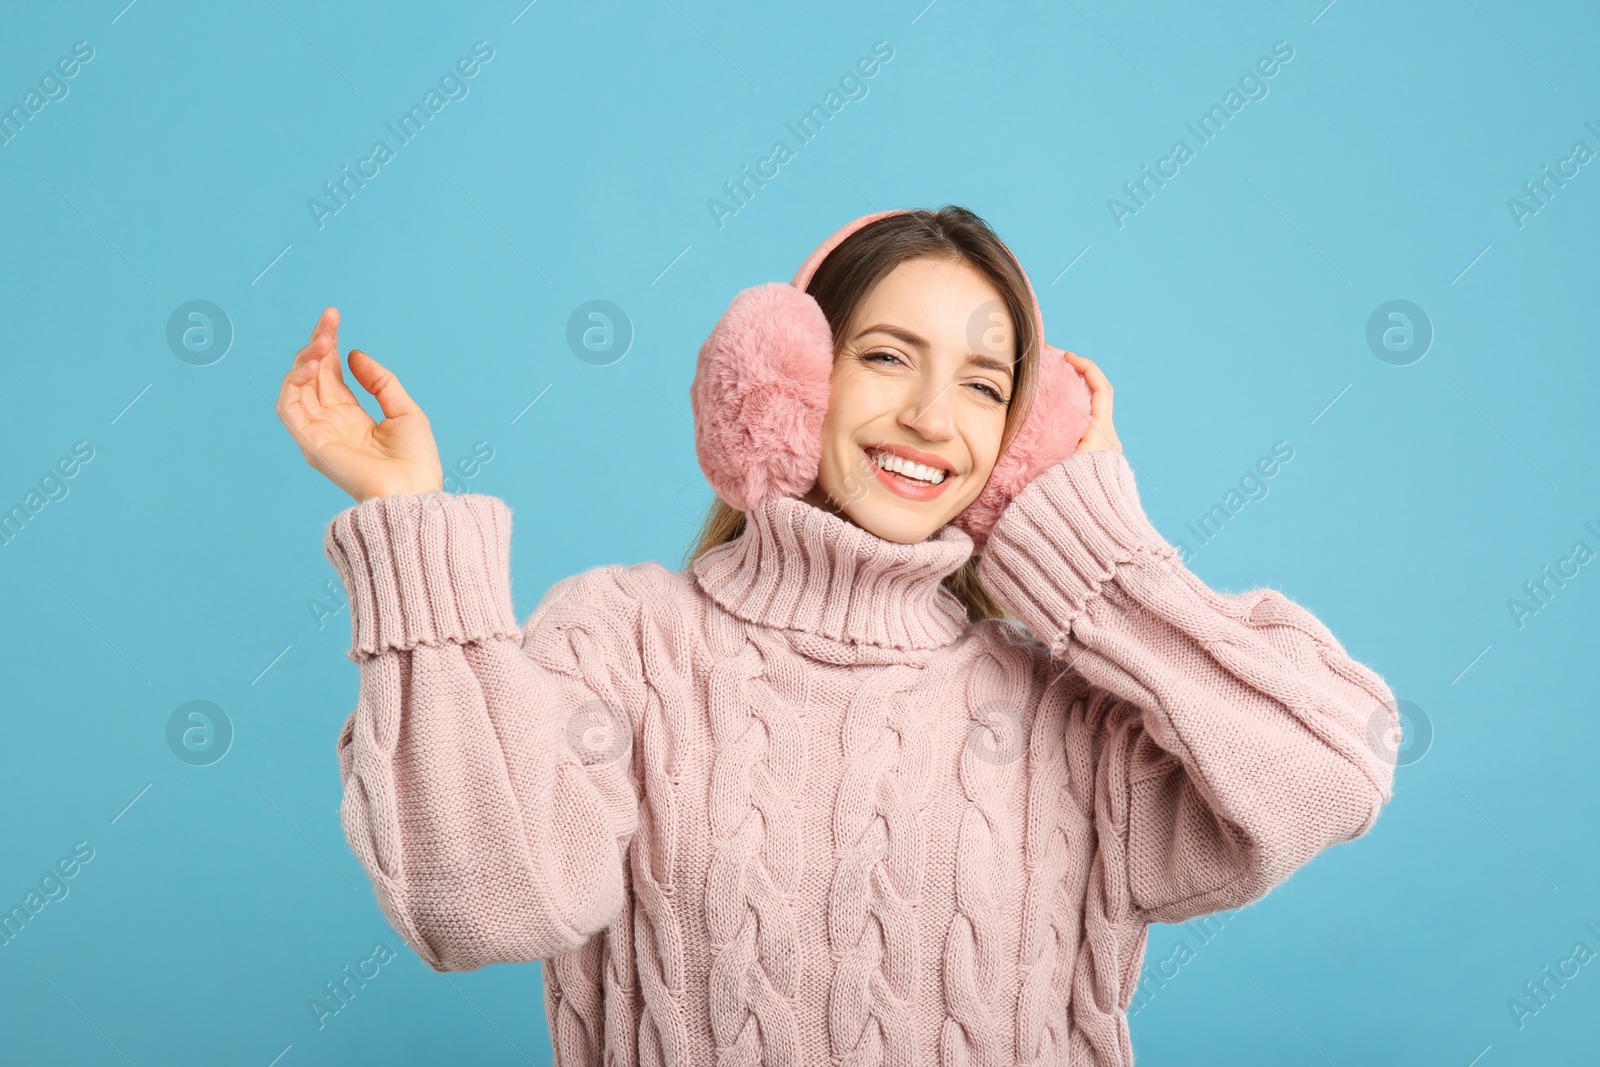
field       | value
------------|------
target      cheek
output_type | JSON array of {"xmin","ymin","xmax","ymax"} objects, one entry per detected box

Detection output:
[
  {"xmin": 815, "ymin": 373, "xmax": 859, "ymax": 486},
  {"xmin": 821, "ymin": 366, "xmax": 882, "ymax": 453},
  {"xmin": 965, "ymin": 411, "xmax": 1009, "ymax": 478},
  {"xmin": 815, "ymin": 412, "xmax": 872, "ymax": 507}
]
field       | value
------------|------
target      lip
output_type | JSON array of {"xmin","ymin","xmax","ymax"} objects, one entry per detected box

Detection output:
[
  {"xmin": 863, "ymin": 442, "xmax": 956, "ymax": 474},
  {"xmin": 861, "ymin": 443, "xmax": 956, "ymax": 502}
]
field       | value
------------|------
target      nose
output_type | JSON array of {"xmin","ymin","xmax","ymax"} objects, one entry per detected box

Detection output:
[{"xmin": 899, "ymin": 375, "xmax": 955, "ymax": 442}]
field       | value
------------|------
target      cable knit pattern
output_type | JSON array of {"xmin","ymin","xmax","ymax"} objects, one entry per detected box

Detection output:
[
  {"xmin": 324, "ymin": 450, "xmax": 1398, "ymax": 1066},
  {"xmin": 942, "ymin": 638, "xmax": 1029, "ymax": 1067},
  {"xmin": 828, "ymin": 660, "xmax": 936, "ymax": 1066},
  {"xmin": 978, "ymin": 450, "xmax": 1398, "ymax": 928},
  {"xmin": 704, "ymin": 614, "xmax": 807, "ymax": 1065},
  {"xmin": 1015, "ymin": 670, "xmax": 1083, "ymax": 1066},
  {"xmin": 622, "ymin": 590, "xmax": 696, "ymax": 1067}
]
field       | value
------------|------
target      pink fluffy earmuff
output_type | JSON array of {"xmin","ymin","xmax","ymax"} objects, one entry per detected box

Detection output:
[{"xmin": 689, "ymin": 209, "xmax": 1093, "ymax": 552}]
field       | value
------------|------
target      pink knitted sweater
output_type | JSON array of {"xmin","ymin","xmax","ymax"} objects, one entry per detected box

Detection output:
[{"xmin": 323, "ymin": 448, "xmax": 1397, "ymax": 1066}]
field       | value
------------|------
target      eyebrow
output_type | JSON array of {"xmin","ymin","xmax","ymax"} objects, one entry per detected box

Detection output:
[{"xmin": 852, "ymin": 322, "xmax": 1015, "ymax": 378}]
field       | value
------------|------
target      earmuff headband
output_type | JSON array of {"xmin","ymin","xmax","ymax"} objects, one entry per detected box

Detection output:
[{"xmin": 690, "ymin": 209, "xmax": 1092, "ymax": 552}]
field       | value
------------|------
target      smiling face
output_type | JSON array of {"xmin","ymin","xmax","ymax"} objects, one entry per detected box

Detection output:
[{"xmin": 801, "ymin": 256, "xmax": 1016, "ymax": 545}]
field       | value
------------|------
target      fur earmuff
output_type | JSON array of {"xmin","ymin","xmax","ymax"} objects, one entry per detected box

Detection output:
[
  {"xmin": 952, "ymin": 340, "xmax": 1092, "ymax": 550},
  {"xmin": 690, "ymin": 282, "xmax": 834, "ymax": 513}
]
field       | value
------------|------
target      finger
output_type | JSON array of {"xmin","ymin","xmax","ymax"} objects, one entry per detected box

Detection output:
[
  {"xmin": 293, "ymin": 330, "xmax": 335, "ymax": 369},
  {"xmin": 313, "ymin": 337, "xmax": 360, "ymax": 409},
  {"xmin": 1060, "ymin": 351, "xmax": 1112, "ymax": 420},
  {"xmin": 1089, "ymin": 381, "xmax": 1114, "ymax": 426},
  {"xmin": 311, "ymin": 309, "xmax": 350, "ymax": 389},
  {"xmin": 309, "ymin": 306, "xmax": 339, "ymax": 345},
  {"xmin": 1062, "ymin": 350, "xmax": 1113, "ymax": 393},
  {"xmin": 277, "ymin": 355, "xmax": 324, "ymax": 431},
  {"xmin": 324, "ymin": 334, "xmax": 348, "ymax": 384},
  {"xmin": 294, "ymin": 306, "xmax": 339, "ymax": 368},
  {"xmin": 287, "ymin": 355, "xmax": 319, "ymax": 387},
  {"xmin": 347, "ymin": 349, "xmax": 425, "ymax": 421}
]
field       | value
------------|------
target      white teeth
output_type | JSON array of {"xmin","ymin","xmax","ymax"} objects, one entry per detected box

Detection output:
[{"xmin": 871, "ymin": 450, "xmax": 947, "ymax": 485}]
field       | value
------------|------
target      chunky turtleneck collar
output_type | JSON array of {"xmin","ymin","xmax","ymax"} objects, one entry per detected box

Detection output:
[{"xmin": 689, "ymin": 495, "xmax": 976, "ymax": 650}]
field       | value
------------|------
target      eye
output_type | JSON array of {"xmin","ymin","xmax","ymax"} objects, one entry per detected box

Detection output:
[
  {"xmin": 861, "ymin": 348, "xmax": 1007, "ymax": 402},
  {"xmin": 861, "ymin": 349, "xmax": 906, "ymax": 367}
]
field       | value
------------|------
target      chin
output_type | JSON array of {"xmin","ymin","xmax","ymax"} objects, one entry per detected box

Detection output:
[{"xmin": 842, "ymin": 499, "xmax": 957, "ymax": 545}]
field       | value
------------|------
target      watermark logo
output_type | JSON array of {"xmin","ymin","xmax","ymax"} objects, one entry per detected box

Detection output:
[
  {"xmin": 166, "ymin": 699, "xmax": 233, "ymax": 767},
  {"xmin": 0, "ymin": 841, "xmax": 95, "ymax": 948},
  {"xmin": 1507, "ymin": 523, "xmax": 1599, "ymax": 630},
  {"xmin": 309, "ymin": 578, "xmax": 348, "ymax": 632},
  {"xmin": 1365, "ymin": 300, "xmax": 1432, "ymax": 366},
  {"xmin": 810, "ymin": 445, "xmax": 886, "ymax": 512},
  {"xmin": 966, "ymin": 700, "xmax": 1028, "ymax": 766},
  {"xmin": 0, "ymin": 40, "xmax": 95, "ymax": 148},
  {"xmin": 308, "ymin": 42, "xmax": 495, "ymax": 230},
  {"xmin": 1128, "ymin": 910, "xmax": 1238, "ymax": 1016},
  {"xmin": 1507, "ymin": 123, "xmax": 1600, "ymax": 230},
  {"xmin": 1507, "ymin": 921, "xmax": 1600, "ymax": 1031},
  {"xmin": 1108, "ymin": 41, "xmax": 1295, "ymax": 229},
  {"xmin": 566, "ymin": 700, "xmax": 632, "ymax": 767},
  {"xmin": 166, "ymin": 300, "xmax": 233, "ymax": 366},
  {"xmin": 707, "ymin": 41, "xmax": 895, "ymax": 229},
  {"xmin": 1366, "ymin": 697, "xmax": 1431, "ymax": 768},
  {"xmin": 443, "ymin": 439, "xmax": 495, "ymax": 494},
  {"xmin": 0, "ymin": 440, "xmax": 95, "ymax": 550},
  {"xmin": 1170, "ymin": 440, "xmax": 1294, "ymax": 565},
  {"xmin": 565, "ymin": 300, "xmax": 633, "ymax": 367},
  {"xmin": 308, "ymin": 941, "xmax": 397, "ymax": 1030},
  {"xmin": 965, "ymin": 298, "xmax": 1011, "ymax": 363}
]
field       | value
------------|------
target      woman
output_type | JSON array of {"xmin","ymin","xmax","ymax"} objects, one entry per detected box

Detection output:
[{"xmin": 276, "ymin": 206, "xmax": 1398, "ymax": 1065}]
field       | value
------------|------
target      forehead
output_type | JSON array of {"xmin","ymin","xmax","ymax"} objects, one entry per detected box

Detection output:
[{"xmin": 850, "ymin": 256, "xmax": 1013, "ymax": 338}]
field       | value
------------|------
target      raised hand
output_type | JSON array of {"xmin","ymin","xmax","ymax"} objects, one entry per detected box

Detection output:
[{"xmin": 276, "ymin": 307, "xmax": 445, "ymax": 503}]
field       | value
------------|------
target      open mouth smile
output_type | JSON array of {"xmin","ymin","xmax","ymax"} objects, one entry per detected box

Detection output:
[{"xmin": 862, "ymin": 445, "xmax": 955, "ymax": 501}]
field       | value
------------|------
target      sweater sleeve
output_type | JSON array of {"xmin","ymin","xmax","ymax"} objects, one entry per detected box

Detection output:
[
  {"xmin": 977, "ymin": 449, "xmax": 1399, "ymax": 926},
  {"xmin": 323, "ymin": 490, "xmax": 648, "ymax": 971}
]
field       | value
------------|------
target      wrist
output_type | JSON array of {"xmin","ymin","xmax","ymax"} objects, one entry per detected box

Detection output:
[
  {"xmin": 977, "ymin": 450, "xmax": 1175, "ymax": 642},
  {"xmin": 353, "ymin": 477, "xmax": 446, "ymax": 504},
  {"xmin": 323, "ymin": 492, "xmax": 520, "ymax": 659}
]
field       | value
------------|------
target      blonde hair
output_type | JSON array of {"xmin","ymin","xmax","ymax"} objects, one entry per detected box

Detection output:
[{"xmin": 684, "ymin": 206, "xmax": 1039, "ymax": 625}]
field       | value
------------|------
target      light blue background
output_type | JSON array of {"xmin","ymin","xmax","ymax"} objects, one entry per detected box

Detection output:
[{"xmin": 2, "ymin": 0, "xmax": 1596, "ymax": 1063}]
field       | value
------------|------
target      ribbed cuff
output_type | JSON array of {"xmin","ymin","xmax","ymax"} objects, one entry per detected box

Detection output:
[
  {"xmin": 977, "ymin": 450, "xmax": 1177, "ymax": 651},
  {"xmin": 322, "ymin": 491, "xmax": 523, "ymax": 661}
]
